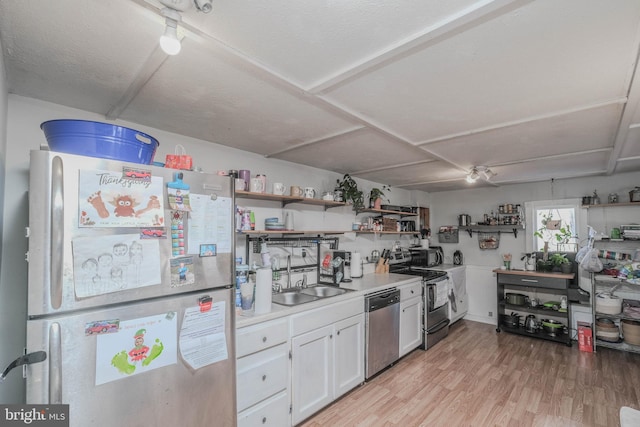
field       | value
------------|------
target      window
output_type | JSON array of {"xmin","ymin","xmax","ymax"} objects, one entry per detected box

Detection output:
[
  {"xmin": 525, "ymin": 199, "xmax": 583, "ymax": 254},
  {"xmin": 534, "ymin": 207, "xmax": 577, "ymax": 252}
]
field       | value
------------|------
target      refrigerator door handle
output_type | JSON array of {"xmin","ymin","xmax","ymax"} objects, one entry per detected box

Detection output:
[
  {"xmin": 50, "ymin": 156, "xmax": 64, "ymax": 309},
  {"xmin": 49, "ymin": 322, "xmax": 62, "ymax": 403}
]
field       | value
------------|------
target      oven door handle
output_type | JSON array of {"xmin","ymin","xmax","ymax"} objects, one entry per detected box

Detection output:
[{"xmin": 426, "ymin": 318, "xmax": 450, "ymax": 334}]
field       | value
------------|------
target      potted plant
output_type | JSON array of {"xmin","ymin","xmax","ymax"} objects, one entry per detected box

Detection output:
[
  {"xmin": 336, "ymin": 174, "xmax": 364, "ymax": 211},
  {"xmin": 549, "ymin": 252, "xmax": 572, "ymax": 273},
  {"xmin": 555, "ymin": 224, "xmax": 576, "ymax": 252},
  {"xmin": 369, "ymin": 184, "xmax": 390, "ymax": 209}
]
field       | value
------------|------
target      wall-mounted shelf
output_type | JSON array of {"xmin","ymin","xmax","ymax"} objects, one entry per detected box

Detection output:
[
  {"xmin": 355, "ymin": 207, "xmax": 417, "ymax": 217},
  {"xmin": 581, "ymin": 202, "xmax": 640, "ymax": 209},
  {"xmin": 239, "ymin": 230, "xmax": 347, "ymax": 235},
  {"xmin": 459, "ymin": 224, "xmax": 525, "ymax": 238},
  {"xmin": 355, "ymin": 230, "xmax": 419, "ymax": 235},
  {"xmin": 235, "ymin": 190, "xmax": 346, "ymax": 210}
]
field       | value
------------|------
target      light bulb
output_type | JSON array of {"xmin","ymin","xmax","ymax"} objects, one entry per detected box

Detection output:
[
  {"xmin": 160, "ymin": 22, "xmax": 181, "ymax": 55},
  {"xmin": 466, "ymin": 169, "xmax": 479, "ymax": 183}
]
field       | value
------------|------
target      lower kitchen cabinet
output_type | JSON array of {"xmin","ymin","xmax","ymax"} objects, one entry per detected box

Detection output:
[
  {"xmin": 236, "ymin": 318, "xmax": 291, "ymax": 427},
  {"xmin": 290, "ymin": 297, "xmax": 365, "ymax": 425},
  {"xmin": 399, "ymin": 279, "xmax": 423, "ymax": 357}
]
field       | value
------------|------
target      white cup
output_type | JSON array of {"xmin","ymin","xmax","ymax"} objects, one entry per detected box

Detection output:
[
  {"xmin": 273, "ymin": 182, "xmax": 286, "ymax": 195},
  {"xmin": 250, "ymin": 177, "xmax": 264, "ymax": 193},
  {"xmin": 234, "ymin": 178, "xmax": 245, "ymax": 191},
  {"xmin": 420, "ymin": 239, "xmax": 429, "ymax": 249},
  {"xmin": 304, "ymin": 187, "xmax": 316, "ymax": 199}
]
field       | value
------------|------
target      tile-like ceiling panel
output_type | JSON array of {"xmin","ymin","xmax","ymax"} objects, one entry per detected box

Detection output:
[
  {"xmin": 615, "ymin": 158, "xmax": 640, "ymax": 173},
  {"xmin": 185, "ymin": 0, "xmax": 479, "ymax": 88},
  {"xmin": 119, "ymin": 43, "xmax": 357, "ymax": 154},
  {"xmin": 324, "ymin": 0, "xmax": 640, "ymax": 142},
  {"xmin": 0, "ymin": 0, "xmax": 162, "ymax": 114},
  {"xmin": 272, "ymin": 128, "xmax": 435, "ymax": 174},
  {"xmin": 423, "ymin": 104, "xmax": 622, "ymax": 167},
  {"xmin": 356, "ymin": 160, "xmax": 465, "ymax": 187},
  {"xmin": 489, "ymin": 151, "xmax": 610, "ymax": 182},
  {"xmin": 620, "ymin": 126, "xmax": 640, "ymax": 158}
]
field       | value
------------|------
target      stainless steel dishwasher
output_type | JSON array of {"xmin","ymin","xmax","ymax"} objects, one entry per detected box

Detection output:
[{"xmin": 365, "ymin": 288, "xmax": 400, "ymax": 379}]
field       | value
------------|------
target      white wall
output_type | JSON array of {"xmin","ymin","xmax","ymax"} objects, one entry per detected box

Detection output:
[{"xmin": 430, "ymin": 175, "xmax": 640, "ymax": 325}]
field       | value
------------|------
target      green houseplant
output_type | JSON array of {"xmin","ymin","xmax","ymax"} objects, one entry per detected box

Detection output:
[
  {"xmin": 336, "ymin": 174, "xmax": 364, "ymax": 211},
  {"xmin": 369, "ymin": 185, "xmax": 390, "ymax": 209},
  {"xmin": 549, "ymin": 252, "xmax": 571, "ymax": 273}
]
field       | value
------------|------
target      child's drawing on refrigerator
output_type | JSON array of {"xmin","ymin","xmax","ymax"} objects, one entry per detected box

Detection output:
[{"xmin": 73, "ymin": 234, "xmax": 161, "ymax": 297}]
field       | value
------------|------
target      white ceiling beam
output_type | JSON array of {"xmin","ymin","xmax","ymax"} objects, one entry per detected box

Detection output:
[
  {"xmin": 263, "ymin": 126, "xmax": 365, "ymax": 158},
  {"xmin": 308, "ymin": 0, "xmax": 535, "ymax": 94}
]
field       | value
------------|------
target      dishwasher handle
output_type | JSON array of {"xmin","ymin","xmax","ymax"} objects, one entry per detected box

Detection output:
[{"xmin": 366, "ymin": 290, "xmax": 400, "ymax": 312}]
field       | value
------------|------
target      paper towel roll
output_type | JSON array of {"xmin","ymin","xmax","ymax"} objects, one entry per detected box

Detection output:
[
  {"xmin": 254, "ymin": 267, "xmax": 272, "ymax": 314},
  {"xmin": 351, "ymin": 252, "xmax": 363, "ymax": 278}
]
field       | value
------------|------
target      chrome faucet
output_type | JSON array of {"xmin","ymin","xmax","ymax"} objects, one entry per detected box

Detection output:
[{"xmin": 287, "ymin": 255, "xmax": 292, "ymax": 289}]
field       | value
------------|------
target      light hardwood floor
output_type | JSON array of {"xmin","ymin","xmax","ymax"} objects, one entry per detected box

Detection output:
[{"xmin": 300, "ymin": 320, "xmax": 640, "ymax": 427}]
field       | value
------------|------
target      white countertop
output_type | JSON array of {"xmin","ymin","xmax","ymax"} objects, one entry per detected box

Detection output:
[
  {"xmin": 236, "ymin": 272, "xmax": 420, "ymax": 328},
  {"xmin": 430, "ymin": 263, "xmax": 466, "ymax": 272}
]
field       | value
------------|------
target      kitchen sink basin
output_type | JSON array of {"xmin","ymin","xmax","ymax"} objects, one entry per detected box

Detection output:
[
  {"xmin": 300, "ymin": 286, "xmax": 350, "ymax": 298},
  {"xmin": 272, "ymin": 291, "xmax": 319, "ymax": 306},
  {"xmin": 272, "ymin": 286, "xmax": 352, "ymax": 306}
]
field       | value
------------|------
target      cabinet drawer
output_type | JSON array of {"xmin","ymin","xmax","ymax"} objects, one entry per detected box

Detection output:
[
  {"xmin": 498, "ymin": 274, "xmax": 568, "ymax": 290},
  {"xmin": 291, "ymin": 296, "xmax": 363, "ymax": 337},
  {"xmin": 237, "ymin": 343, "xmax": 289, "ymax": 411},
  {"xmin": 400, "ymin": 281, "xmax": 422, "ymax": 301},
  {"xmin": 237, "ymin": 318, "xmax": 289, "ymax": 357},
  {"xmin": 238, "ymin": 390, "xmax": 290, "ymax": 427}
]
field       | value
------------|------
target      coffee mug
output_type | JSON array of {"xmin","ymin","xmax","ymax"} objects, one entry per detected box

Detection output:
[
  {"xmin": 234, "ymin": 178, "xmax": 245, "ymax": 191},
  {"xmin": 290, "ymin": 186, "xmax": 303, "ymax": 197},
  {"xmin": 250, "ymin": 177, "xmax": 264, "ymax": 193},
  {"xmin": 322, "ymin": 191, "xmax": 334, "ymax": 201},
  {"xmin": 273, "ymin": 182, "xmax": 286, "ymax": 195},
  {"xmin": 304, "ymin": 187, "xmax": 316, "ymax": 199}
]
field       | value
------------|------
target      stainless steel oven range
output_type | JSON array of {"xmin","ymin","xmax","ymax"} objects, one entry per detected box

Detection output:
[{"xmin": 389, "ymin": 263, "xmax": 450, "ymax": 350}]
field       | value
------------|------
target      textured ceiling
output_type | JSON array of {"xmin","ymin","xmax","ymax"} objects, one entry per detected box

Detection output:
[{"xmin": 1, "ymin": 0, "xmax": 640, "ymax": 192}]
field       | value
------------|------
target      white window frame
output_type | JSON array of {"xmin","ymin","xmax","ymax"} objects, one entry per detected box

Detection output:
[{"xmin": 524, "ymin": 198, "xmax": 585, "ymax": 254}]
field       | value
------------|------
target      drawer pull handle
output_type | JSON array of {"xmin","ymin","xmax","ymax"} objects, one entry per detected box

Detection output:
[
  {"xmin": 262, "ymin": 374, "xmax": 266, "ymax": 381},
  {"xmin": 337, "ymin": 331, "xmax": 340, "ymax": 335},
  {"xmin": 329, "ymin": 334, "xmax": 333, "ymax": 339},
  {"xmin": 411, "ymin": 290, "xmax": 414, "ymax": 294},
  {"xmin": 262, "ymin": 336, "xmax": 267, "ymax": 342},
  {"xmin": 262, "ymin": 417, "xmax": 267, "ymax": 424},
  {"xmin": 521, "ymin": 279, "xmax": 539, "ymax": 283}
]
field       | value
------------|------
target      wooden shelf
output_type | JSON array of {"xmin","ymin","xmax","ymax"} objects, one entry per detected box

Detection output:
[
  {"xmin": 581, "ymin": 202, "xmax": 640, "ymax": 209},
  {"xmin": 235, "ymin": 190, "xmax": 347, "ymax": 209},
  {"xmin": 239, "ymin": 230, "xmax": 347, "ymax": 235},
  {"xmin": 355, "ymin": 207, "xmax": 417, "ymax": 217},
  {"xmin": 355, "ymin": 230, "xmax": 419, "ymax": 235},
  {"xmin": 460, "ymin": 224, "xmax": 525, "ymax": 238}
]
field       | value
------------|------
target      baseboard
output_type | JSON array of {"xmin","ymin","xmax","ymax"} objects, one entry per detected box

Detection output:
[{"xmin": 463, "ymin": 313, "xmax": 495, "ymax": 325}]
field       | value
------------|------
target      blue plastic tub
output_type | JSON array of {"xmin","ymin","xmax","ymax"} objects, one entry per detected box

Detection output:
[{"xmin": 40, "ymin": 119, "xmax": 159, "ymax": 165}]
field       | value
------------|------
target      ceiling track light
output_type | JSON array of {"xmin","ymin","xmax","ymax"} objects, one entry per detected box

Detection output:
[{"xmin": 466, "ymin": 166, "xmax": 496, "ymax": 183}]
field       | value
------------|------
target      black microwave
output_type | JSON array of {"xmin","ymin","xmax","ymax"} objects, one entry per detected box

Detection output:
[{"xmin": 409, "ymin": 246, "xmax": 444, "ymax": 267}]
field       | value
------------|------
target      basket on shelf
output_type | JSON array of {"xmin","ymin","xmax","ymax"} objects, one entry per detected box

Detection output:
[
  {"xmin": 382, "ymin": 218, "xmax": 398, "ymax": 231},
  {"xmin": 478, "ymin": 232, "xmax": 500, "ymax": 250}
]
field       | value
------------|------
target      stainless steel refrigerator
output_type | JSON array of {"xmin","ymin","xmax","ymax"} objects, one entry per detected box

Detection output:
[{"xmin": 25, "ymin": 150, "xmax": 236, "ymax": 426}]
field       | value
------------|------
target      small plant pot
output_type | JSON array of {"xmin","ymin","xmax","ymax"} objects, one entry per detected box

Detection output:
[
  {"xmin": 560, "ymin": 263, "xmax": 572, "ymax": 274},
  {"xmin": 537, "ymin": 260, "xmax": 553, "ymax": 272}
]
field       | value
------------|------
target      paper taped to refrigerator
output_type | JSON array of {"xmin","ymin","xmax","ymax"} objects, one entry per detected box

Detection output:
[
  {"xmin": 73, "ymin": 234, "xmax": 162, "ymax": 297},
  {"xmin": 78, "ymin": 169, "xmax": 165, "ymax": 228},
  {"xmin": 95, "ymin": 312, "xmax": 177, "ymax": 386},
  {"xmin": 179, "ymin": 302, "xmax": 228, "ymax": 370},
  {"xmin": 187, "ymin": 195, "xmax": 232, "ymax": 254}
]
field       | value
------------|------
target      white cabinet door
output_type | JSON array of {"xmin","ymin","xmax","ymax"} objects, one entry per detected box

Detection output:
[
  {"xmin": 291, "ymin": 325, "xmax": 333, "ymax": 425},
  {"xmin": 399, "ymin": 296, "xmax": 422, "ymax": 357},
  {"xmin": 334, "ymin": 313, "xmax": 364, "ymax": 398}
]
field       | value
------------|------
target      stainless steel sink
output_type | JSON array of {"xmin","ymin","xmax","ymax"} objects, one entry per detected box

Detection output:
[
  {"xmin": 300, "ymin": 286, "xmax": 350, "ymax": 298},
  {"xmin": 272, "ymin": 286, "xmax": 352, "ymax": 306},
  {"xmin": 272, "ymin": 291, "xmax": 319, "ymax": 306}
]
